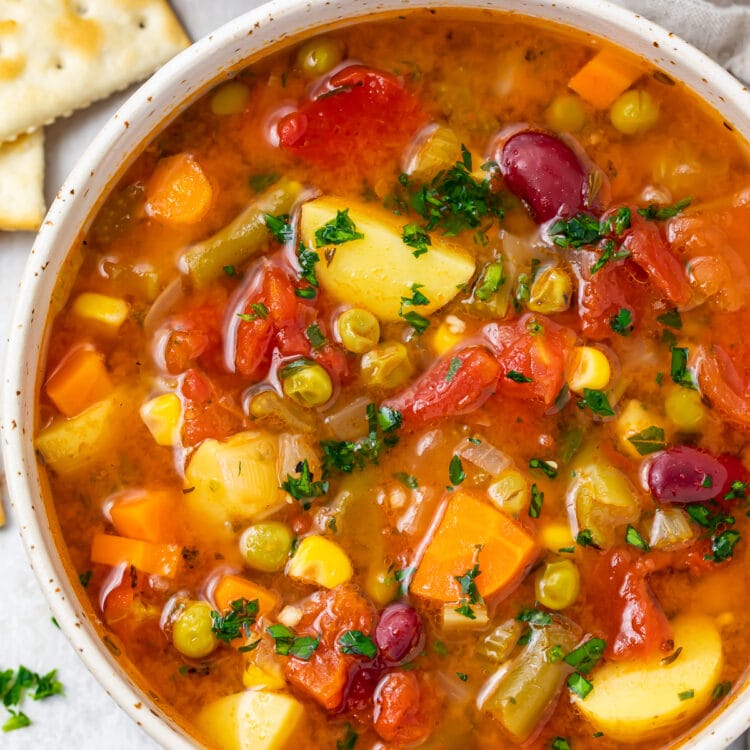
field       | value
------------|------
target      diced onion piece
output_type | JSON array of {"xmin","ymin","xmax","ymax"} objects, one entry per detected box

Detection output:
[
  {"xmin": 322, "ymin": 396, "xmax": 370, "ymax": 440},
  {"xmin": 456, "ymin": 437, "xmax": 511, "ymax": 475},
  {"xmin": 441, "ymin": 602, "xmax": 489, "ymax": 630},
  {"xmin": 477, "ymin": 619, "xmax": 523, "ymax": 662},
  {"xmin": 648, "ymin": 508, "xmax": 696, "ymax": 551},
  {"xmin": 277, "ymin": 433, "xmax": 321, "ymax": 489}
]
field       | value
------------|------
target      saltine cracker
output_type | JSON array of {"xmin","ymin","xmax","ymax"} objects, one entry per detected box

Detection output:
[{"xmin": 0, "ymin": 130, "xmax": 44, "ymax": 231}]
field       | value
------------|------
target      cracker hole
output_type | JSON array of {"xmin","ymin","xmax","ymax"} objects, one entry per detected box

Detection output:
[
  {"xmin": 75, "ymin": 4, "xmax": 88, "ymax": 14},
  {"xmin": 137, "ymin": 17, "xmax": 148, "ymax": 29},
  {"xmin": 55, "ymin": 60, "xmax": 64, "ymax": 70}
]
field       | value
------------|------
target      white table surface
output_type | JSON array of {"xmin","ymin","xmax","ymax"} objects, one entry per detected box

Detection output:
[{"xmin": 0, "ymin": 1, "xmax": 747, "ymax": 749}]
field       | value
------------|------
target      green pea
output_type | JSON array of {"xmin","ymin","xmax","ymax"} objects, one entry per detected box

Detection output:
[
  {"xmin": 240, "ymin": 522, "xmax": 294, "ymax": 572},
  {"xmin": 296, "ymin": 37, "xmax": 344, "ymax": 78},
  {"xmin": 172, "ymin": 601, "xmax": 217, "ymax": 659},
  {"xmin": 360, "ymin": 341, "xmax": 413, "ymax": 389},
  {"xmin": 535, "ymin": 560, "xmax": 580, "ymax": 610},
  {"xmin": 210, "ymin": 81, "xmax": 250, "ymax": 115},
  {"xmin": 337, "ymin": 308, "xmax": 380, "ymax": 354},
  {"xmin": 544, "ymin": 95, "xmax": 586, "ymax": 133},
  {"xmin": 282, "ymin": 361, "xmax": 333, "ymax": 407},
  {"xmin": 610, "ymin": 89, "xmax": 659, "ymax": 135}
]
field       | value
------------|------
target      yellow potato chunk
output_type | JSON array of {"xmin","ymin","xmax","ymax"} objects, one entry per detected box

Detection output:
[
  {"xmin": 139, "ymin": 393, "xmax": 182, "ymax": 447},
  {"xmin": 197, "ymin": 690, "xmax": 304, "ymax": 750},
  {"xmin": 574, "ymin": 614, "xmax": 723, "ymax": 742},
  {"xmin": 299, "ymin": 196, "xmax": 475, "ymax": 321},
  {"xmin": 184, "ymin": 431, "xmax": 283, "ymax": 529},
  {"xmin": 286, "ymin": 535, "xmax": 353, "ymax": 588}
]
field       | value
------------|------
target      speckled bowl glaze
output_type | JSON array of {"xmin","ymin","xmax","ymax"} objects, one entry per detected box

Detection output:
[{"xmin": 3, "ymin": 1, "xmax": 750, "ymax": 747}]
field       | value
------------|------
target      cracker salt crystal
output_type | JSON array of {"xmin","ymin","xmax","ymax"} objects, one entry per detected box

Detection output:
[
  {"xmin": 0, "ymin": 0, "xmax": 190, "ymax": 143},
  {"xmin": 0, "ymin": 129, "xmax": 45, "ymax": 231}
]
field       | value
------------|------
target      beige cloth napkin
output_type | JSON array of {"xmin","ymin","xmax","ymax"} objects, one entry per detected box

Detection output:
[{"xmin": 616, "ymin": 0, "xmax": 750, "ymax": 84}]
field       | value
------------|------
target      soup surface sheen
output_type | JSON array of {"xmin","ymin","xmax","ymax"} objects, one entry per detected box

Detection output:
[{"xmin": 37, "ymin": 9, "xmax": 750, "ymax": 750}]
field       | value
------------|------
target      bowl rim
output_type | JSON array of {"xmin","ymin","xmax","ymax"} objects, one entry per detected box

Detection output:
[{"xmin": 3, "ymin": 0, "xmax": 750, "ymax": 747}]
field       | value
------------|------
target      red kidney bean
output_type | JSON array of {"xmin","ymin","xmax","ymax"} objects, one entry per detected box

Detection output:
[
  {"xmin": 647, "ymin": 446, "xmax": 728, "ymax": 504},
  {"xmin": 499, "ymin": 130, "xmax": 589, "ymax": 222},
  {"xmin": 374, "ymin": 603, "xmax": 424, "ymax": 665},
  {"xmin": 341, "ymin": 660, "xmax": 384, "ymax": 713}
]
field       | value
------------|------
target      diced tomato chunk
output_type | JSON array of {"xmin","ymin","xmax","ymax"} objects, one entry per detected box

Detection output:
[
  {"xmin": 590, "ymin": 548, "xmax": 673, "ymax": 660},
  {"xmin": 373, "ymin": 671, "xmax": 440, "ymax": 745},
  {"xmin": 277, "ymin": 65, "xmax": 426, "ymax": 174},
  {"xmin": 624, "ymin": 214, "xmax": 692, "ymax": 307},
  {"xmin": 180, "ymin": 369, "xmax": 241, "ymax": 446},
  {"xmin": 283, "ymin": 584, "xmax": 377, "ymax": 711},
  {"xmin": 485, "ymin": 313, "xmax": 576, "ymax": 404},
  {"xmin": 383, "ymin": 346, "xmax": 500, "ymax": 428}
]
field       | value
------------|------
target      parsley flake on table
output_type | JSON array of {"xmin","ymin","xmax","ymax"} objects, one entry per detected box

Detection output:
[{"xmin": 0, "ymin": 665, "xmax": 64, "ymax": 733}]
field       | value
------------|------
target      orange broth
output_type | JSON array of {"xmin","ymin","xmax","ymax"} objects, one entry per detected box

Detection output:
[{"xmin": 37, "ymin": 9, "xmax": 750, "ymax": 749}]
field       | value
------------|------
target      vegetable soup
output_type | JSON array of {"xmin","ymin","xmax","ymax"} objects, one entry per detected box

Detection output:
[{"xmin": 36, "ymin": 8, "xmax": 750, "ymax": 749}]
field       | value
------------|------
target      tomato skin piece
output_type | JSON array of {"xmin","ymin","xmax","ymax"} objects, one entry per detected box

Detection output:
[
  {"xmin": 485, "ymin": 313, "xmax": 576, "ymax": 404},
  {"xmin": 373, "ymin": 671, "xmax": 440, "ymax": 745},
  {"xmin": 695, "ymin": 345, "xmax": 750, "ymax": 430},
  {"xmin": 623, "ymin": 215, "xmax": 692, "ymax": 307},
  {"xmin": 592, "ymin": 548, "xmax": 674, "ymax": 661},
  {"xmin": 383, "ymin": 346, "xmax": 500, "ymax": 428},
  {"xmin": 277, "ymin": 65, "xmax": 426, "ymax": 170}
]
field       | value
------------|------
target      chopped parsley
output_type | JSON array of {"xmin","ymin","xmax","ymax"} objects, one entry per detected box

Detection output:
[
  {"xmin": 626, "ymin": 426, "xmax": 666, "ymax": 455},
  {"xmin": 449, "ymin": 455, "xmax": 465, "ymax": 486},
  {"xmin": 685, "ymin": 502, "xmax": 741, "ymax": 562},
  {"xmin": 567, "ymin": 672, "xmax": 594, "ymax": 699},
  {"xmin": 456, "ymin": 672, "xmax": 468, "ymax": 682},
  {"xmin": 407, "ymin": 146, "xmax": 504, "ymax": 237},
  {"xmin": 547, "ymin": 644, "xmax": 565, "ymax": 663},
  {"xmin": 249, "ymin": 173, "xmax": 279, "ymax": 193},
  {"xmin": 529, "ymin": 483, "xmax": 544, "ymax": 518},
  {"xmin": 314, "ymin": 209, "xmax": 364, "ymax": 246},
  {"xmin": 454, "ymin": 547, "xmax": 483, "ymax": 619},
  {"xmin": 399, "ymin": 283, "xmax": 431, "ymax": 333},
  {"xmin": 474, "ymin": 261, "xmax": 505, "ymax": 301},
  {"xmin": 625, "ymin": 525, "xmax": 650, "ymax": 551},
  {"xmin": 266, "ymin": 624, "xmax": 320, "ymax": 661},
  {"xmin": 338, "ymin": 630, "xmax": 378, "ymax": 659},
  {"xmin": 551, "ymin": 738, "xmax": 572, "ymax": 750},
  {"xmin": 281, "ymin": 459, "xmax": 329, "ymax": 509},
  {"xmin": 678, "ymin": 689, "xmax": 695, "ymax": 701},
  {"xmin": 264, "ymin": 212, "xmax": 293, "ymax": 243},
  {"xmin": 506, "ymin": 370, "xmax": 533, "ymax": 383},
  {"xmin": 670, "ymin": 346, "xmax": 696, "ymax": 389},
  {"xmin": 278, "ymin": 357, "xmax": 316, "ymax": 379},
  {"xmin": 337, "ymin": 724, "xmax": 359, "ymax": 750},
  {"xmin": 433, "ymin": 640, "xmax": 449, "ymax": 657},
  {"xmin": 637, "ymin": 197, "xmax": 692, "ymax": 221},
  {"xmin": 577, "ymin": 388, "xmax": 615, "ymax": 417},
  {"xmin": 402, "ymin": 223, "xmax": 431, "ymax": 257},
  {"xmin": 656, "ymin": 308, "xmax": 683, "ymax": 330},
  {"xmin": 78, "ymin": 570, "xmax": 92, "ymax": 588},
  {"xmin": 445, "ymin": 356, "xmax": 463, "ymax": 383},
  {"xmin": 712, "ymin": 681, "xmax": 732, "ymax": 700},
  {"xmin": 297, "ymin": 243, "xmax": 320, "ymax": 295},
  {"xmin": 401, "ymin": 283, "xmax": 430, "ymax": 308},
  {"xmin": 400, "ymin": 310, "xmax": 430, "ymax": 333},
  {"xmin": 565, "ymin": 638, "xmax": 606, "ymax": 674},
  {"xmin": 320, "ymin": 404, "xmax": 402, "ymax": 477},
  {"xmin": 305, "ymin": 322, "xmax": 327, "ymax": 349},
  {"xmin": 724, "ymin": 480, "xmax": 748, "ymax": 502},
  {"xmin": 609, "ymin": 307, "xmax": 633, "ymax": 336},
  {"xmin": 393, "ymin": 471, "xmax": 418, "ymax": 489},
  {"xmin": 516, "ymin": 608, "xmax": 552, "ymax": 626},
  {"xmin": 211, "ymin": 598, "xmax": 259, "ymax": 642},
  {"xmin": 591, "ymin": 239, "xmax": 630, "ymax": 274},
  {"xmin": 550, "ymin": 207, "xmax": 631, "ymax": 252},
  {"xmin": 529, "ymin": 458, "xmax": 558, "ymax": 479},
  {"xmin": 223, "ymin": 265, "xmax": 236, "ymax": 277},
  {"xmin": 576, "ymin": 529, "xmax": 597, "ymax": 548},
  {"xmin": 237, "ymin": 302, "xmax": 269, "ymax": 323},
  {"xmin": 708, "ymin": 529, "xmax": 741, "ymax": 562}
]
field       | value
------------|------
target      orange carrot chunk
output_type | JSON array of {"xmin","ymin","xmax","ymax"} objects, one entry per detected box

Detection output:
[
  {"xmin": 108, "ymin": 488, "xmax": 178, "ymax": 544},
  {"xmin": 568, "ymin": 49, "xmax": 643, "ymax": 109},
  {"xmin": 44, "ymin": 346, "xmax": 114, "ymax": 417},
  {"xmin": 410, "ymin": 491, "xmax": 538, "ymax": 603},
  {"xmin": 212, "ymin": 574, "xmax": 279, "ymax": 618},
  {"xmin": 91, "ymin": 533, "xmax": 181, "ymax": 578},
  {"xmin": 145, "ymin": 152, "xmax": 213, "ymax": 225}
]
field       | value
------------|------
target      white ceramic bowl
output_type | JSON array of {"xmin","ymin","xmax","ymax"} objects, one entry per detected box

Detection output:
[{"xmin": 3, "ymin": 1, "xmax": 750, "ymax": 747}]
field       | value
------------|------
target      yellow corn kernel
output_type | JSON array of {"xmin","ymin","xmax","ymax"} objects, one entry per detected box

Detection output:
[
  {"xmin": 527, "ymin": 266, "xmax": 573, "ymax": 314},
  {"xmin": 71, "ymin": 292, "xmax": 130, "ymax": 329},
  {"xmin": 487, "ymin": 469, "xmax": 529, "ymax": 516},
  {"xmin": 664, "ymin": 386, "xmax": 706, "ymax": 432},
  {"xmin": 567, "ymin": 346, "xmax": 611, "ymax": 392},
  {"xmin": 286, "ymin": 535, "xmax": 353, "ymax": 588},
  {"xmin": 242, "ymin": 645, "xmax": 286, "ymax": 691},
  {"xmin": 140, "ymin": 393, "xmax": 182, "ymax": 447},
  {"xmin": 540, "ymin": 522, "xmax": 575, "ymax": 553},
  {"xmin": 617, "ymin": 399, "xmax": 667, "ymax": 458},
  {"xmin": 430, "ymin": 316, "xmax": 465, "ymax": 356},
  {"xmin": 365, "ymin": 563, "xmax": 399, "ymax": 607}
]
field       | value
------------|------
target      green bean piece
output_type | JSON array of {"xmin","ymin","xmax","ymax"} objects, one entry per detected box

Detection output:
[{"xmin": 182, "ymin": 176, "xmax": 303, "ymax": 288}]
